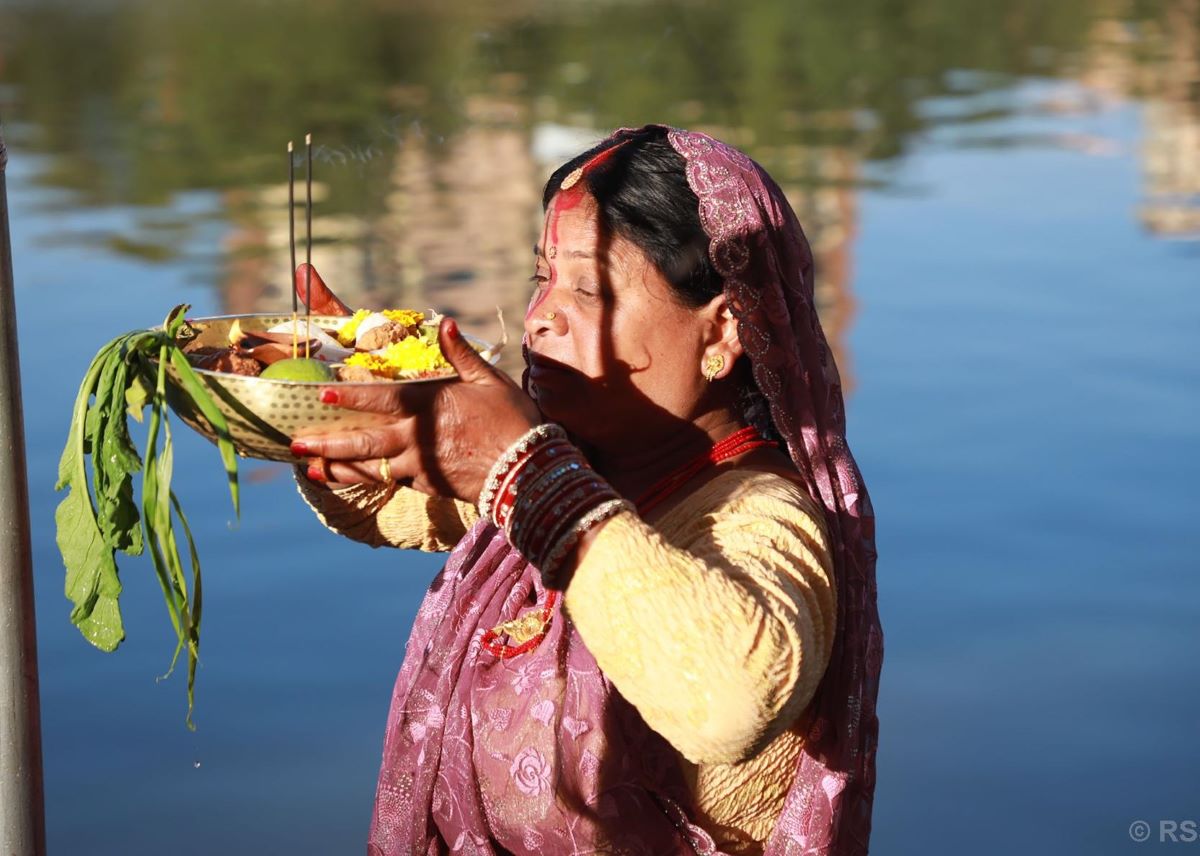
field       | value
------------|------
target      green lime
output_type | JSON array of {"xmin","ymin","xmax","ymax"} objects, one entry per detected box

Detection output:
[{"xmin": 260, "ymin": 358, "xmax": 336, "ymax": 382}]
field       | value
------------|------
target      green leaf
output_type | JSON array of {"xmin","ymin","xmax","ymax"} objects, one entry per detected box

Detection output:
[
  {"xmin": 164, "ymin": 304, "xmax": 191, "ymax": 338},
  {"xmin": 88, "ymin": 345, "xmax": 123, "ymax": 511},
  {"xmin": 141, "ymin": 345, "xmax": 186, "ymax": 650},
  {"xmin": 169, "ymin": 348, "xmax": 240, "ymax": 516},
  {"xmin": 171, "ymin": 490, "xmax": 203, "ymax": 730},
  {"xmin": 140, "ymin": 344, "xmax": 203, "ymax": 726},
  {"xmin": 56, "ymin": 304, "xmax": 239, "ymax": 726},
  {"xmin": 125, "ymin": 368, "xmax": 151, "ymax": 423},
  {"xmin": 154, "ymin": 416, "xmax": 203, "ymax": 728},
  {"xmin": 95, "ymin": 344, "xmax": 146, "ymax": 556},
  {"xmin": 55, "ymin": 338, "xmax": 128, "ymax": 652},
  {"xmin": 55, "ymin": 482, "xmax": 125, "ymax": 652},
  {"xmin": 57, "ymin": 339, "xmax": 120, "ymax": 491}
]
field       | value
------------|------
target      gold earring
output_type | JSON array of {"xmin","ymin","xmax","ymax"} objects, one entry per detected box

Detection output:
[{"xmin": 703, "ymin": 353, "xmax": 725, "ymax": 382}]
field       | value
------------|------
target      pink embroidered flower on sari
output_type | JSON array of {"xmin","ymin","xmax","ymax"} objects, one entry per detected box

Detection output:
[
  {"xmin": 511, "ymin": 660, "xmax": 538, "ymax": 695},
  {"xmin": 510, "ymin": 746, "xmax": 552, "ymax": 796}
]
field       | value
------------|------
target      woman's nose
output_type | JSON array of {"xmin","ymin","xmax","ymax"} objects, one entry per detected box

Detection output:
[{"xmin": 524, "ymin": 302, "xmax": 564, "ymax": 337}]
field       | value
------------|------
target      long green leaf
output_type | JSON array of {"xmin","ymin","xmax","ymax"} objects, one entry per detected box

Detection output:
[
  {"xmin": 141, "ymin": 345, "xmax": 186, "ymax": 651},
  {"xmin": 57, "ymin": 304, "xmax": 245, "ymax": 725},
  {"xmin": 152, "ymin": 404, "xmax": 203, "ymax": 730},
  {"xmin": 168, "ymin": 348, "xmax": 240, "ymax": 516},
  {"xmin": 156, "ymin": 418, "xmax": 196, "ymax": 672},
  {"xmin": 56, "ymin": 339, "xmax": 128, "ymax": 651},
  {"xmin": 96, "ymin": 342, "xmax": 147, "ymax": 556},
  {"xmin": 87, "ymin": 347, "xmax": 123, "ymax": 511},
  {"xmin": 57, "ymin": 338, "xmax": 120, "ymax": 490},
  {"xmin": 144, "ymin": 339, "xmax": 203, "ymax": 727},
  {"xmin": 171, "ymin": 490, "xmax": 203, "ymax": 730}
]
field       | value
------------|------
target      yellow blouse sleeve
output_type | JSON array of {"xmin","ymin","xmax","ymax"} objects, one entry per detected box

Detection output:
[
  {"xmin": 292, "ymin": 467, "xmax": 478, "ymax": 552},
  {"xmin": 562, "ymin": 470, "xmax": 837, "ymax": 766}
]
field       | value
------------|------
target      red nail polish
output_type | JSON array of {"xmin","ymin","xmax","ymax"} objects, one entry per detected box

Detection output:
[
  {"xmin": 290, "ymin": 440, "xmax": 309, "ymax": 455},
  {"xmin": 446, "ymin": 318, "xmax": 459, "ymax": 339},
  {"xmin": 306, "ymin": 465, "xmax": 326, "ymax": 483},
  {"xmin": 319, "ymin": 388, "xmax": 339, "ymax": 405}
]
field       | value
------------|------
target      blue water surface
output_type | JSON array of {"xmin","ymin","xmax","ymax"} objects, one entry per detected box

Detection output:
[{"xmin": 3, "ymin": 4, "xmax": 1197, "ymax": 853}]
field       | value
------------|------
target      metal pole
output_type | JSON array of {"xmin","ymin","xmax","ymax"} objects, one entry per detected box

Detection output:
[{"xmin": 0, "ymin": 124, "xmax": 47, "ymax": 855}]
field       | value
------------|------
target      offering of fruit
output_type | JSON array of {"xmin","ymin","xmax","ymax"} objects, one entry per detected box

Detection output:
[
  {"xmin": 55, "ymin": 134, "xmax": 505, "ymax": 728},
  {"xmin": 259, "ymin": 357, "xmax": 336, "ymax": 382},
  {"xmin": 177, "ymin": 307, "xmax": 481, "ymax": 382},
  {"xmin": 55, "ymin": 302, "xmax": 501, "ymax": 727}
]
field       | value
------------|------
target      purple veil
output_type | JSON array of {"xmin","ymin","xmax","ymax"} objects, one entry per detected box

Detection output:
[{"xmin": 367, "ymin": 127, "xmax": 881, "ymax": 856}]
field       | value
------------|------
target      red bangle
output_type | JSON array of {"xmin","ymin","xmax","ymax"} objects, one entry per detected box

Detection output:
[{"xmin": 506, "ymin": 463, "xmax": 628, "ymax": 587}]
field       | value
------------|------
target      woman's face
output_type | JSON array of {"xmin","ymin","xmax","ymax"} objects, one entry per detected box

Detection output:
[{"xmin": 523, "ymin": 191, "xmax": 714, "ymax": 448}]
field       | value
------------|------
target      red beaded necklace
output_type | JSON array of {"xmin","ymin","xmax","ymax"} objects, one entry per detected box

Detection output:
[
  {"xmin": 481, "ymin": 426, "xmax": 777, "ymax": 659},
  {"xmin": 633, "ymin": 426, "xmax": 777, "ymax": 516}
]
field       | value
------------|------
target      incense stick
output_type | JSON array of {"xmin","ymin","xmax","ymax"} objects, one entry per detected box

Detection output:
[
  {"xmin": 288, "ymin": 140, "xmax": 299, "ymax": 359},
  {"xmin": 304, "ymin": 132, "xmax": 313, "ymax": 360}
]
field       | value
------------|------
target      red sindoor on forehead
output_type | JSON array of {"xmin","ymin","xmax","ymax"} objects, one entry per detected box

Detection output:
[
  {"xmin": 527, "ymin": 137, "xmax": 633, "ymax": 321},
  {"xmin": 547, "ymin": 136, "xmax": 630, "ymax": 245},
  {"xmin": 559, "ymin": 136, "xmax": 632, "ymax": 195}
]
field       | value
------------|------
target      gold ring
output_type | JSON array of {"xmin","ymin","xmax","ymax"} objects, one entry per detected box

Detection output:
[
  {"xmin": 545, "ymin": 311, "xmax": 556, "ymax": 321},
  {"xmin": 378, "ymin": 457, "xmax": 392, "ymax": 482}
]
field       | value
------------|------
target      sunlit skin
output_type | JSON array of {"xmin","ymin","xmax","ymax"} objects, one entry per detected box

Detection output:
[
  {"xmin": 290, "ymin": 191, "xmax": 795, "ymax": 525},
  {"xmin": 524, "ymin": 191, "xmax": 756, "ymax": 498},
  {"xmin": 524, "ymin": 183, "xmax": 586, "ymax": 321}
]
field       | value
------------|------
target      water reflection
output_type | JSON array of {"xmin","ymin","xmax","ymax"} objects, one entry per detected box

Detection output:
[
  {"xmin": 208, "ymin": 114, "xmax": 867, "ymax": 380},
  {"xmin": 1082, "ymin": 4, "xmax": 1200, "ymax": 237},
  {"xmin": 1, "ymin": 0, "xmax": 1198, "ymax": 383},
  {"xmin": 5, "ymin": 2, "xmax": 1200, "ymax": 854}
]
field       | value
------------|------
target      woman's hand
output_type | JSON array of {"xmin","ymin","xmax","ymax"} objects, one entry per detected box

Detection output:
[{"xmin": 291, "ymin": 317, "xmax": 540, "ymax": 505}]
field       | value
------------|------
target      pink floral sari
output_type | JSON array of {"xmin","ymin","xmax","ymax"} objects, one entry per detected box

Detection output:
[{"xmin": 367, "ymin": 127, "xmax": 882, "ymax": 856}]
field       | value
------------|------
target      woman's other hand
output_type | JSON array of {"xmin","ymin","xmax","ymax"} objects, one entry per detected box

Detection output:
[
  {"xmin": 291, "ymin": 317, "xmax": 540, "ymax": 504},
  {"xmin": 294, "ymin": 262, "xmax": 353, "ymax": 316}
]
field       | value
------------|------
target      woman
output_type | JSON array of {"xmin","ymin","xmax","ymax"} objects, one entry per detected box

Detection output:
[{"xmin": 289, "ymin": 125, "xmax": 881, "ymax": 856}]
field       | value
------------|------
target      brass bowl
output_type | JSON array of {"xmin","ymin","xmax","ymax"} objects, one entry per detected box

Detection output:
[{"xmin": 162, "ymin": 313, "xmax": 498, "ymax": 463}]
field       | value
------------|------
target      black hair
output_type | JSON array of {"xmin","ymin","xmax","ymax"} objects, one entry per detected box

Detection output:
[
  {"xmin": 542, "ymin": 127, "xmax": 780, "ymax": 441},
  {"xmin": 541, "ymin": 127, "xmax": 721, "ymax": 309}
]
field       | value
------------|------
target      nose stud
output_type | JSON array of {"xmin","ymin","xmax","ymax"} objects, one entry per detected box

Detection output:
[{"xmin": 544, "ymin": 311, "xmax": 556, "ymax": 321}]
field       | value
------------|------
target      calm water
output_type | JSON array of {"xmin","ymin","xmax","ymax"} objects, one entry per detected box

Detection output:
[{"xmin": 2, "ymin": 1, "xmax": 1198, "ymax": 853}]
